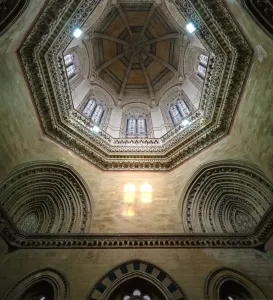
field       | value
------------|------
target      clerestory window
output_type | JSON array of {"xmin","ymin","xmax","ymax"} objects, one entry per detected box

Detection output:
[{"xmin": 82, "ymin": 98, "xmax": 104, "ymax": 125}]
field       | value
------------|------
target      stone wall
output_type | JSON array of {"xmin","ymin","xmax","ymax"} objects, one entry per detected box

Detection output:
[{"xmin": 0, "ymin": 236, "xmax": 273, "ymax": 300}]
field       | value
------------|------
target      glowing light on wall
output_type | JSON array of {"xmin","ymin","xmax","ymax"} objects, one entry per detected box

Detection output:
[
  {"xmin": 124, "ymin": 183, "xmax": 136, "ymax": 203},
  {"xmin": 122, "ymin": 205, "xmax": 135, "ymax": 217},
  {"xmin": 140, "ymin": 183, "xmax": 153, "ymax": 203}
]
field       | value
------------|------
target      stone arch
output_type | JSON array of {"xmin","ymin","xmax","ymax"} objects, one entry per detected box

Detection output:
[
  {"xmin": 0, "ymin": 161, "xmax": 94, "ymax": 233},
  {"xmin": 205, "ymin": 267, "xmax": 269, "ymax": 300},
  {"xmin": 181, "ymin": 160, "xmax": 273, "ymax": 233},
  {"xmin": 3, "ymin": 268, "xmax": 68, "ymax": 300},
  {"xmin": 86, "ymin": 260, "xmax": 187, "ymax": 300},
  {"xmin": 0, "ymin": 0, "xmax": 30, "ymax": 36},
  {"xmin": 241, "ymin": 0, "xmax": 273, "ymax": 40}
]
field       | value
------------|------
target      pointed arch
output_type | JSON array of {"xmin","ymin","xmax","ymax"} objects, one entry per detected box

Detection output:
[
  {"xmin": 181, "ymin": 160, "xmax": 273, "ymax": 234},
  {"xmin": 205, "ymin": 267, "xmax": 269, "ymax": 300},
  {"xmin": 0, "ymin": 161, "xmax": 94, "ymax": 233},
  {"xmin": 86, "ymin": 260, "xmax": 187, "ymax": 300},
  {"xmin": 3, "ymin": 268, "xmax": 68, "ymax": 300}
]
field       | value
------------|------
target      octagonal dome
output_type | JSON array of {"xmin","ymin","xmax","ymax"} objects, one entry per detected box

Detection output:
[
  {"xmin": 18, "ymin": 0, "xmax": 253, "ymax": 170},
  {"xmin": 90, "ymin": 2, "xmax": 182, "ymax": 104}
]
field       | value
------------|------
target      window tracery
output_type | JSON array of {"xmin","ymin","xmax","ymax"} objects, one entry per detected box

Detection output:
[
  {"xmin": 83, "ymin": 99, "xmax": 96, "ymax": 117},
  {"xmin": 64, "ymin": 54, "xmax": 74, "ymax": 66},
  {"xmin": 66, "ymin": 64, "xmax": 76, "ymax": 78},
  {"xmin": 126, "ymin": 115, "xmax": 147, "ymax": 137},
  {"xmin": 177, "ymin": 99, "xmax": 190, "ymax": 118},
  {"xmin": 64, "ymin": 54, "xmax": 76, "ymax": 79},
  {"xmin": 91, "ymin": 104, "xmax": 103, "ymax": 124},
  {"xmin": 169, "ymin": 104, "xmax": 182, "ymax": 124},
  {"xmin": 169, "ymin": 99, "xmax": 190, "ymax": 125},
  {"xmin": 123, "ymin": 289, "xmax": 151, "ymax": 300},
  {"xmin": 82, "ymin": 99, "xmax": 104, "ymax": 125},
  {"xmin": 197, "ymin": 54, "xmax": 208, "ymax": 79}
]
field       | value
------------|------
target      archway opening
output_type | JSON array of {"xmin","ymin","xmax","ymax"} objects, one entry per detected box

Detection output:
[
  {"xmin": 20, "ymin": 280, "xmax": 54, "ymax": 300},
  {"xmin": 219, "ymin": 280, "xmax": 253, "ymax": 300}
]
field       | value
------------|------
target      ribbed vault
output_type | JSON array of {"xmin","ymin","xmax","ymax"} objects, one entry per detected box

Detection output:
[
  {"xmin": 181, "ymin": 160, "xmax": 273, "ymax": 233},
  {"xmin": 0, "ymin": 161, "xmax": 93, "ymax": 233}
]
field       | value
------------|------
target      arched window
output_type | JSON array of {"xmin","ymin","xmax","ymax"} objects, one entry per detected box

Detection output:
[
  {"xmin": 91, "ymin": 104, "xmax": 103, "ymax": 124},
  {"xmin": 199, "ymin": 54, "xmax": 208, "ymax": 66},
  {"xmin": 137, "ymin": 116, "xmax": 147, "ymax": 136},
  {"xmin": 81, "ymin": 99, "xmax": 104, "ymax": 125},
  {"xmin": 64, "ymin": 54, "xmax": 76, "ymax": 79},
  {"xmin": 127, "ymin": 116, "xmax": 137, "ymax": 136},
  {"xmin": 169, "ymin": 104, "xmax": 182, "ymax": 124},
  {"xmin": 123, "ymin": 289, "xmax": 151, "ymax": 300},
  {"xmin": 198, "ymin": 64, "xmax": 206, "ymax": 78},
  {"xmin": 83, "ymin": 99, "xmax": 96, "ymax": 117},
  {"xmin": 177, "ymin": 99, "xmax": 190, "ymax": 118},
  {"xmin": 66, "ymin": 64, "xmax": 76, "ymax": 78},
  {"xmin": 64, "ymin": 54, "xmax": 74, "ymax": 66}
]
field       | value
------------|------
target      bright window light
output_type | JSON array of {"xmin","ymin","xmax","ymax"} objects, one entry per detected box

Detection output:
[
  {"xmin": 73, "ymin": 28, "xmax": 83, "ymax": 38},
  {"xmin": 92, "ymin": 125, "xmax": 100, "ymax": 133},
  {"xmin": 186, "ymin": 22, "xmax": 196, "ymax": 33},
  {"xmin": 181, "ymin": 119, "xmax": 190, "ymax": 127}
]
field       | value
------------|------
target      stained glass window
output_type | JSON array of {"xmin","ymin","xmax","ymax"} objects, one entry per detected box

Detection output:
[
  {"xmin": 177, "ymin": 99, "xmax": 190, "ymax": 118},
  {"xmin": 127, "ymin": 116, "xmax": 136, "ymax": 135},
  {"xmin": 198, "ymin": 64, "xmax": 206, "ymax": 78},
  {"xmin": 137, "ymin": 116, "xmax": 146, "ymax": 136},
  {"xmin": 170, "ymin": 104, "xmax": 181, "ymax": 124},
  {"xmin": 123, "ymin": 289, "xmax": 151, "ymax": 300},
  {"xmin": 83, "ymin": 99, "xmax": 96, "ymax": 117},
  {"xmin": 91, "ymin": 104, "xmax": 103, "ymax": 124},
  {"xmin": 64, "ymin": 54, "xmax": 74, "ymax": 66},
  {"xmin": 66, "ymin": 64, "xmax": 76, "ymax": 78},
  {"xmin": 199, "ymin": 54, "xmax": 208, "ymax": 66}
]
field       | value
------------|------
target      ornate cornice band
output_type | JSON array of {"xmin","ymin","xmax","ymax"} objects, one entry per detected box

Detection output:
[{"xmin": 17, "ymin": 0, "xmax": 253, "ymax": 170}]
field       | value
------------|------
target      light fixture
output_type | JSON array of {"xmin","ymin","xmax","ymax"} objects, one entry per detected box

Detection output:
[
  {"xmin": 181, "ymin": 119, "xmax": 190, "ymax": 127},
  {"xmin": 73, "ymin": 28, "xmax": 83, "ymax": 38},
  {"xmin": 186, "ymin": 22, "xmax": 196, "ymax": 33},
  {"xmin": 92, "ymin": 125, "xmax": 100, "ymax": 133}
]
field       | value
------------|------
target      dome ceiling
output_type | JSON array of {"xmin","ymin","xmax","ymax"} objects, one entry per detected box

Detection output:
[
  {"xmin": 91, "ymin": 2, "xmax": 182, "ymax": 104},
  {"xmin": 18, "ymin": 0, "xmax": 253, "ymax": 170}
]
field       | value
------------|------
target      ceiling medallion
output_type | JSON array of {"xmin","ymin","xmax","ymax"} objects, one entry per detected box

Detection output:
[{"xmin": 18, "ymin": 0, "xmax": 253, "ymax": 170}]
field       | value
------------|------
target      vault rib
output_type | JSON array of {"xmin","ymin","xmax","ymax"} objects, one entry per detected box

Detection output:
[
  {"xmin": 96, "ymin": 50, "xmax": 132, "ymax": 74},
  {"xmin": 141, "ymin": 49, "xmax": 178, "ymax": 74},
  {"xmin": 115, "ymin": 3, "xmax": 133, "ymax": 36},
  {"xmin": 92, "ymin": 33, "xmax": 130, "ymax": 46},
  {"xmin": 119, "ymin": 51, "xmax": 135, "ymax": 99},
  {"xmin": 142, "ymin": 33, "xmax": 180, "ymax": 45},
  {"xmin": 139, "ymin": 54, "xmax": 154, "ymax": 99},
  {"xmin": 140, "ymin": 4, "xmax": 156, "ymax": 37}
]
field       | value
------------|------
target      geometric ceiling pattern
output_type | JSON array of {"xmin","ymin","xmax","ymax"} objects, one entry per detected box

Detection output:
[
  {"xmin": 18, "ymin": 0, "xmax": 253, "ymax": 170},
  {"xmin": 91, "ymin": 2, "xmax": 182, "ymax": 103}
]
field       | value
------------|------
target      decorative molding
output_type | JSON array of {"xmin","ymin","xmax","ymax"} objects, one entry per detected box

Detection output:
[
  {"xmin": 181, "ymin": 160, "xmax": 273, "ymax": 234},
  {"xmin": 3, "ymin": 268, "xmax": 69, "ymax": 300},
  {"xmin": 17, "ymin": 0, "xmax": 253, "ymax": 170},
  {"xmin": 205, "ymin": 267, "xmax": 269, "ymax": 300},
  {"xmin": 0, "ymin": 161, "xmax": 94, "ymax": 234},
  {"xmin": 0, "ymin": 0, "xmax": 30, "ymax": 36},
  {"xmin": 86, "ymin": 260, "xmax": 187, "ymax": 300},
  {"xmin": 241, "ymin": 0, "xmax": 273, "ymax": 39}
]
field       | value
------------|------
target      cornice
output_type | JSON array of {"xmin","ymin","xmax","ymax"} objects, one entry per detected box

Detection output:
[{"xmin": 1, "ymin": 207, "xmax": 273, "ymax": 249}]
